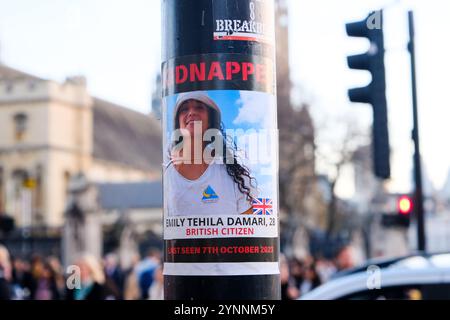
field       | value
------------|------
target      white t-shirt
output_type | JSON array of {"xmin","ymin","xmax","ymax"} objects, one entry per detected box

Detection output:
[{"xmin": 164, "ymin": 163, "xmax": 254, "ymax": 216}]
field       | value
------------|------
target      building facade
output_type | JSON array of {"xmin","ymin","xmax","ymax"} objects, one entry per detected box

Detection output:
[
  {"xmin": 274, "ymin": 1, "xmax": 329, "ymax": 258},
  {"xmin": 0, "ymin": 64, "xmax": 162, "ymax": 230}
]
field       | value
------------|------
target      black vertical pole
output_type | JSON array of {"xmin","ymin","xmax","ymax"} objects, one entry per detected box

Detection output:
[
  {"xmin": 162, "ymin": 0, "xmax": 280, "ymax": 300},
  {"xmin": 408, "ymin": 11, "xmax": 426, "ymax": 252}
]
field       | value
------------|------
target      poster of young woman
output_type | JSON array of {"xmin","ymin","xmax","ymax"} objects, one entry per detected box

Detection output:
[
  {"xmin": 162, "ymin": 0, "xmax": 279, "ymax": 297},
  {"xmin": 163, "ymin": 87, "xmax": 279, "ymax": 275}
]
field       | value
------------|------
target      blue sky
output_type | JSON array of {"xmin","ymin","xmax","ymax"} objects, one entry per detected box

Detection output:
[{"xmin": 1, "ymin": 0, "xmax": 449, "ymax": 197}]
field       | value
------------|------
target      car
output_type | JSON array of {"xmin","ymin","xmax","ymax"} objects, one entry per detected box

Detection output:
[{"xmin": 300, "ymin": 252, "xmax": 450, "ymax": 300}]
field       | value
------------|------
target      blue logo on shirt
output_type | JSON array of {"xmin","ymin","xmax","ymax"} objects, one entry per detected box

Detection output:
[{"xmin": 202, "ymin": 185, "xmax": 219, "ymax": 203}]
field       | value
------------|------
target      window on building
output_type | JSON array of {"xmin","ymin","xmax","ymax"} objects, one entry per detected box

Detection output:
[
  {"xmin": 34, "ymin": 165, "xmax": 44, "ymax": 224},
  {"xmin": 5, "ymin": 81, "xmax": 13, "ymax": 93},
  {"xmin": 11, "ymin": 169, "xmax": 27, "ymax": 190},
  {"xmin": 28, "ymin": 80, "xmax": 37, "ymax": 91},
  {"xmin": 10, "ymin": 169, "xmax": 28, "ymax": 224},
  {"xmin": 13, "ymin": 113, "xmax": 28, "ymax": 141}
]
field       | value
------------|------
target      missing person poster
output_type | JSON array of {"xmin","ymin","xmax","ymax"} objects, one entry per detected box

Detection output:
[
  {"xmin": 162, "ymin": 0, "xmax": 278, "ymax": 277},
  {"xmin": 162, "ymin": 60, "xmax": 279, "ymax": 276}
]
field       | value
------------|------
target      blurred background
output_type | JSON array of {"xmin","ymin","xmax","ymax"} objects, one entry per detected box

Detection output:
[{"xmin": 0, "ymin": 0, "xmax": 449, "ymax": 300}]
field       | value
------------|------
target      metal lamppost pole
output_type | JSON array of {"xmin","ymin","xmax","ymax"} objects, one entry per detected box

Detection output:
[
  {"xmin": 162, "ymin": 0, "xmax": 280, "ymax": 299},
  {"xmin": 407, "ymin": 11, "xmax": 426, "ymax": 252}
]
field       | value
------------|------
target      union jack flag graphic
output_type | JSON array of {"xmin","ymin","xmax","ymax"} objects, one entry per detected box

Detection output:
[{"xmin": 252, "ymin": 198, "xmax": 273, "ymax": 215}]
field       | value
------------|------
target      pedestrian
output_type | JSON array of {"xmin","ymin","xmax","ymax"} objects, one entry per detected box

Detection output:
[
  {"xmin": 298, "ymin": 262, "xmax": 322, "ymax": 296},
  {"xmin": 315, "ymin": 257, "xmax": 337, "ymax": 283},
  {"xmin": 335, "ymin": 245, "xmax": 357, "ymax": 271},
  {"xmin": 33, "ymin": 262, "xmax": 61, "ymax": 300},
  {"xmin": 11, "ymin": 256, "xmax": 33, "ymax": 300},
  {"xmin": 0, "ymin": 245, "xmax": 12, "ymax": 300},
  {"xmin": 123, "ymin": 253, "xmax": 141, "ymax": 300},
  {"xmin": 66, "ymin": 254, "xmax": 109, "ymax": 300},
  {"xmin": 136, "ymin": 248, "xmax": 160, "ymax": 300},
  {"xmin": 148, "ymin": 264, "xmax": 164, "ymax": 300},
  {"xmin": 280, "ymin": 254, "xmax": 299, "ymax": 300},
  {"xmin": 103, "ymin": 253, "xmax": 125, "ymax": 299},
  {"xmin": 46, "ymin": 256, "xmax": 66, "ymax": 298}
]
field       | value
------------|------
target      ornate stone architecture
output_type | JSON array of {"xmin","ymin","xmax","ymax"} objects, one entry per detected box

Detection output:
[{"xmin": 0, "ymin": 64, "xmax": 162, "ymax": 232}]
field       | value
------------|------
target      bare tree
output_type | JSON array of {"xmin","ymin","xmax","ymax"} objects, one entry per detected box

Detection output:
[
  {"xmin": 277, "ymin": 102, "xmax": 328, "ymax": 257},
  {"xmin": 279, "ymin": 106, "xmax": 314, "ymax": 211},
  {"xmin": 315, "ymin": 115, "xmax": 369, "ymax": 237}
]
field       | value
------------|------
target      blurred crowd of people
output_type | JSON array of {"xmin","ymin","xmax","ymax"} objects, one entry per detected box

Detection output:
[
  {"xmin": 0, "ymin": 244, "xmax": 163, "ymax": 300},
  {"xmin": 280, "ymin": 245, "xmax": 357, "ymax": 299},
  {"xmin": 1, "ymin": 243, "xmax": 358, "ymax": 300}
]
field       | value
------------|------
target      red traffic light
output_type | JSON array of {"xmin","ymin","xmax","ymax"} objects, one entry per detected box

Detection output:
[{"xmin": 398, "ymin": 196, "xmax": 413, "ymax": 215}]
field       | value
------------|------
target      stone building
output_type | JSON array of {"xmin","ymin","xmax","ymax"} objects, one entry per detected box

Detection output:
[{"xmin": 0, "ymin": 64, "xmax": 162, "ymax": 234}]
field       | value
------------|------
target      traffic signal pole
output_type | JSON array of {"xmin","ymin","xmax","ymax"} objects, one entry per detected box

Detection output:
[
  {"xmin": 162, "ymin": 0, "xmax": 280, "ymax": 300},
  {"xmin": 407, "ymin": 11, "xmax": 426, "ymax": 252},
  {"xmin": 346, "ymin": 11, "xmax": 391, "ymax": 180}
]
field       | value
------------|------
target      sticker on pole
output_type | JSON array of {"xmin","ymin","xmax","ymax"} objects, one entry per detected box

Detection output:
[{"xmin": 212, "ymin": 0, "xmax": 275, "ymax": 44}]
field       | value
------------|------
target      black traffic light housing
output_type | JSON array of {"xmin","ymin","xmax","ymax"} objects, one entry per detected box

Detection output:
[
  {"xmin": 381, "ymin": 195, "xmax": 412, "ymax": 228},
  {"xmin": 346, "ymin": 10, "xmax": 390, "ymax": 179}
]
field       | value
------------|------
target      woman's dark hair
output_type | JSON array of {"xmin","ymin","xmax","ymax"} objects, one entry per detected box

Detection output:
[
  {"xmin": 218, "ymin": 122, "xmax": 256, "ymax": 203},
  {"xmin": 170, "ymin": 101, "xmax": 256, "ymax": 203}
]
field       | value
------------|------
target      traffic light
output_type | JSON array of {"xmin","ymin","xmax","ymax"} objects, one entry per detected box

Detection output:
[
  {"xmin": 382, "ymin": 195, "xmax": 412, "ymax": 228},
  {"xmin": 395, "ymin": 195, "xmax": 412, "ymax": 227},
  {"xmin": 346, "ymin": 10, "xmax": 390, "ymax": 179},
  {"xmin": 398, "ymin": 195, "xmax": 413, "ymax": 216}
]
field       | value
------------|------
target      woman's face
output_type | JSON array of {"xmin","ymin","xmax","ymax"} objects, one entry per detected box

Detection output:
[{"xmin": 178, "ymin": 100, "xmax": 209, "ymax": 137}]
